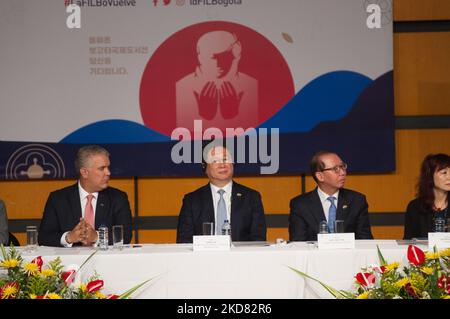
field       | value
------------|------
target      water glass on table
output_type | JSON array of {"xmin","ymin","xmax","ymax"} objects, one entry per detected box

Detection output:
[
  {"xmin": 202, "ymin": 222, "xmax": 214, "ymax": 235},
  {"xmin": 112, "ymin": 225, "xmax": 124, "ymax": 250},
  {"xmin": 26, "ymin": 226, "xmax": 38, "ymax": 252},
  {"xmin": 334, "ymin": 220, "xmax": 345, "ymax": 233}
]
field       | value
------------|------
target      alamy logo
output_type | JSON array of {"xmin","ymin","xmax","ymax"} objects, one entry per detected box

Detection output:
[
  {"xmin": 366, "ymin": 4, "xmax": 381, "ymax": 29},
  {"xmin": 66, "ymin": 4, "xmax": 81, "ymax": 29},
  {"xmin": 5, "ymin": 144, "xmax": 66, "ymax": 179},
  {"xmin": 171, "ymin": 120, "xmax": 280, "ymax": 174},
  {"xmin": 364, "ymin": 0, "xmax": 392, "ymax": 29}
]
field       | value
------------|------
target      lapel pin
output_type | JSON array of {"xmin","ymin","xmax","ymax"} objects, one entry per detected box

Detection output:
[
  {"xmin": 342, "ymin": 205, "xmax": 348, "ymax": 209},
  {"xmin": 100, "ymin": 203, "xmax": 105, "ymax": 207},
  {"xmin": 237, "ymin": 193, "xmax": 242, "ymax": 197}
]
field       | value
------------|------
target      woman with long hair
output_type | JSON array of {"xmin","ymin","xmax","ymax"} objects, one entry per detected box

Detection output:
[{"xmin": 404, "ymin": 153, "xmax": 450, "ymax": 239}]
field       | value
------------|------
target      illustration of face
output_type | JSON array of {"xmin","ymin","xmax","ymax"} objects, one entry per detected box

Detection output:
[
  {"xmin": 197, "ymin": 31, "xmax": 240, "ymax": 79},
  {"xmin": 212, "ymin": 50, "xmax": 234, "ymax": 78}
]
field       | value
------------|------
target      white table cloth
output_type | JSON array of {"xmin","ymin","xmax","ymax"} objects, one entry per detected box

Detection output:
[{"xmin": 16, "ymin": 240, "xmax": 425, "ymax": 299}]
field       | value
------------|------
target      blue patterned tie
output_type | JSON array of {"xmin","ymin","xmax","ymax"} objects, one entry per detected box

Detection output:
[
  {"xmin": 216, "ymin": 189, "xmax": 227, "ymax": 235},
  {"xmin": 327, "ymin": 196, "xmax": 337, "ymax": 233}
]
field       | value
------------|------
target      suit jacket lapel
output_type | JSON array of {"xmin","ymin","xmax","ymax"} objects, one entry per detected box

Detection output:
[
  {"xmin": 336, "ymin": 189, "xmax": 349, "ymax": 221},
  {"xmin": 200, "ymin": 184, "xmax": 215, "ymax": 222},
  {"xmin": 68, "ymin": 183, "xmax": 82, "ymax": 224},
  {"xmin": 95, "ymin": 190, "xmax": 108, "ymax": 228},
  {"xmin": 230, "ymin": 182, "xmax": 244, "ymax": 222},
  {"xmin": 310, "ymin": 188, "xmax": 326, "ymax": 224}
]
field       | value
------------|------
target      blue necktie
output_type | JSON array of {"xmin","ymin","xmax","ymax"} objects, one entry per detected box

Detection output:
[
  {"xmin": 216, "ymin": 189, "xmax": 227, "ymax": 235},
  {"xmin": 327, "ymin": 196, "xmax": 337, "ymax": 233}
]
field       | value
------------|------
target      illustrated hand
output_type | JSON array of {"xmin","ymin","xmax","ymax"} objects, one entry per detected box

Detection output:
[
  {"xmin": 219, "ymin": 81, "xmax": 243, "ymax": 119},
  {"xmin": 194, "ymin": 81, "xmax": 218, "ymax": 120}
]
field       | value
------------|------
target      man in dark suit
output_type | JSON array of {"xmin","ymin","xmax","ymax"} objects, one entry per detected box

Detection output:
[
  {"xmin": 289, "ymin": 151, "xmax": 373, "ymax": 241},
  {"xmin": 176, "ymin": 142, "xmax": 266, "ymax": 243},
  {"xmin": 38, "ymin": 145, "xmax": 132, "ymax": 247},
  {"xmin": 0, "ymin": 199, "xmax": 9, "ymax": 245}
]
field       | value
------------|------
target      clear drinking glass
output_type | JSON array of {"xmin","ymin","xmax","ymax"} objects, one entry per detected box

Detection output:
[
  {"xmin": 202, "ymin": 222, "xmax": 214, "ymax": 235},
  {"xmin": 112, "ymin": 225, "xmax": 124, "ymax": 250},
  {"xmin": 26, "ymin": 226, "xmax": 38, "ymax": 252},
  {"xmin": 334, "ymin": 220, "xmax": 345, "ymax": 233}
]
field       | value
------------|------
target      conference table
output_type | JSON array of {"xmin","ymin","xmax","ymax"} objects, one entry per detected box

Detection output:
[{"xmin": 17, "ymin": 240, "xmax": 425, "ymax": 299}]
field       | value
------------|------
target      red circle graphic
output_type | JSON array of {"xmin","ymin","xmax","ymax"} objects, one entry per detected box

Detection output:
[{"xmin": 139, "ymin": 21, "xmax": 294, "ymax": 138}]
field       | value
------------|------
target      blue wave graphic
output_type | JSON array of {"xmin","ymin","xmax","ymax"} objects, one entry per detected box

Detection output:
[
  {"xmin": 60, "ymin": 119, "xmax": 170, "ymax": 143},
  {"xmin": 258, "ymin": 71, "xmax": 372, "ymax": 132},
  {"xmin": 60, "ymin": 71, "xmax": 373, "ymax": 143}
]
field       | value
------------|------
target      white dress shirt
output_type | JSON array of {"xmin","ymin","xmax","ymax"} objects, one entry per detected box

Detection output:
[{"xmin": 317, "ymin": 187, "xmax": 339, "ymax": 222}]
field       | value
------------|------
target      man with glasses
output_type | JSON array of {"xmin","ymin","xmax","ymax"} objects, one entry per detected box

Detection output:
[
  {"xmin": 176, "ymin": 141, "xmax": 267, "ymax": 243},
  {"xmin": 289, "ymin": 151, "xmax": 373, "ymax": 241}
]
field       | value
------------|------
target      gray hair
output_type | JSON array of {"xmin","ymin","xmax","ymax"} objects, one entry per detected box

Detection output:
[{"xmin": 74, "ymin": 145, "xmax": 109, "ymax": 175}]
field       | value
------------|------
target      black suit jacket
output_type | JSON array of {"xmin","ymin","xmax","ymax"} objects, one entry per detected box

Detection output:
[
  {"xmin": 38, "ymin": 183, "xmax": 133, "ymax": 247},
  {"xmin": 176, "ymin": 182, "xmax": 267, "ymax": 243},
  {"xmin": 289, "ymin": 187, "xmax": 373, "ymax": 241},
  {"xmin": 403, "ymin": 198, "xmax": 435, "ymax": 240}
]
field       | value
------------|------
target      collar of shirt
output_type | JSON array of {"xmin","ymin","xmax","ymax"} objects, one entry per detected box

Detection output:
[
  {"xmin": 78, "ymin": 181, "xmax": 99, "ymax": 218},
  {"xmin": 210, "ymin": 181, "xmax": 233, "ymax": 221},
  {"xmin": 317, "ymin": 187, "xmax": 339, "ymax": 221}
]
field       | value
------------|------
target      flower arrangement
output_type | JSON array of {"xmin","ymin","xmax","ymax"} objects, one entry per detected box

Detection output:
[
  {"xmin": 290, "ymin": 245, "xmax": 450, "ymax": 299},
  {"xmin": 0, "ymin": 245, "xmax": 152, "ymax": 299}
]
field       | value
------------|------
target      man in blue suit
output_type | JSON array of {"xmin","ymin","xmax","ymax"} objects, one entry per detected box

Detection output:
[
  {"xmin": 39, "ymin": 145, "xmax": 132, "ymax": 247},
  {"xmin": 176, "ymin": 142, "xmax": 267, "ymax": 243},
  {"xmin": 289, "ymin": 151, "xmax": 373, "ymax": 241}
]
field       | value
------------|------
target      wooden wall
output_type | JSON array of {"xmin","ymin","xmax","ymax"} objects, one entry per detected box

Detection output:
[{"xmin": 1, "ymin": 1, "xmax": 449, "ymax": 245}]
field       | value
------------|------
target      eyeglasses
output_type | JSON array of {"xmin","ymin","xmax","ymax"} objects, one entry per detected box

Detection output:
[{"xmin": 321, "ymin": 163, "xmax": 348, "ymax": 173}]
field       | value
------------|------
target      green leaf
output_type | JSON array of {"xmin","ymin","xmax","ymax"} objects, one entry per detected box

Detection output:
[
  {"xmin": 288, "ymin": 266, "xmax": 351, "ymax": 299},
  {"xmin": 118, "ymin": 276, "xmax": 157, "ymax": 299},
  {"xmin": 377, "ymin": 245, "xmax": 388, "ymax": 266},
  {"xmin": 79, "ymin": 250, "xmax": 98, "ymax": 271}
]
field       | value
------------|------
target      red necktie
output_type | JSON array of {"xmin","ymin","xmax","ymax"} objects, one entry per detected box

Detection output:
[{"xmin": 85, "ymin": 194, "xmax": 95, "ymax": 228}]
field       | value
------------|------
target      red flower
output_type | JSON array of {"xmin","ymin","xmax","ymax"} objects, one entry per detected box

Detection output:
[
  {"xmin": 438, "ymin": 275, "xmax": 450, "ymax": 291},
  {"xmin": 355, "ymin": 272, "xmax": 376, "ymax": 286},
  {"xmin": 31, "ymin": 256, "xmax": 43, "ymax": 272},
  {"xmin": 405, "ymin": 283, "xmax": 418, "ymax": 298},
  {"xmin": 374, "ymin": 266, "xmax": 386, "ymax": 273},
  {"xmin": 407, "ymin": 245, "xmax": 425, "ymax": 266},
  {"xmin": 107, "ymin": 294, "xmax": 119, "ymax": 299},
  {"xmin": 62, "ymin": 269, "xmax": 76, "ymax": 285},
  {"xmin": 86, "ymin": 280, "xmax": 104, "ymax": 293}
]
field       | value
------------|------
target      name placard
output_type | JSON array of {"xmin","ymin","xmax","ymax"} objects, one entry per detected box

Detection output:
[
  {"xmin": 428, "ymin": 233, "xmax": 450, "ymax": 250},
  {"xmin": 193, "ymin": 235, "xmax": 231, "ymax": 252},
  {"xmin": 317, "ymin": 233, "xmax": 355, "ymax": 250}
]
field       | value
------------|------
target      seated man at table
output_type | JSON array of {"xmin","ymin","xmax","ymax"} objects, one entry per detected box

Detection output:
[
  {"xmin": 176, "ymin": 141, "xmax": 267, "ymax": 243},
  {"xmin": 0, "ymin": 199, "xmax": 9, "ymax": 245},
  {"xmin": 289, "ymin": 151, "xmax": 373, "ymax": 241},
  {"xmin": 39, "ymin": 145, "xmax": 133, "ymax": 247}
]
